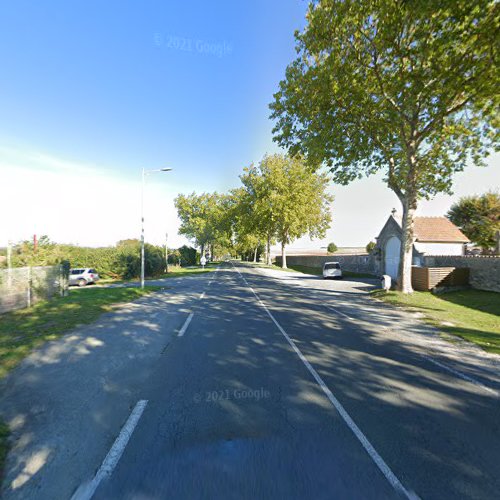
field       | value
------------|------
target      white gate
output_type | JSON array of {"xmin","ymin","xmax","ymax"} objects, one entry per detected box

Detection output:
[{"xmin": 385, "ymin": 237, "xmax": 401, "ymax": 280}]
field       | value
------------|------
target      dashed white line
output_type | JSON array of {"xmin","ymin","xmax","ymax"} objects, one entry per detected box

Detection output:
[
  {"xmin": 424, "ymin": 356, "xmax": 499, "ymax": 397},
  {"xmin": 231, "ymin": 263, "xmax": 417, "ymax": 499},
  {"xmin": 71, "ymin": 400, "xmax": 148, "ymax": 500},
  {"xmin": 178, "ymin": 312, "xmax": 194, "ymax": 337}
]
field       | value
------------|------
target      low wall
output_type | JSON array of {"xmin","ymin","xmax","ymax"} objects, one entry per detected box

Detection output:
[
  {"xmin": 275, "ymin": 254, "xmax": 376, "ymax": 275},
  {"xmin": 423, "ymin": 255, "xmax": 500, "ymax": 292}
]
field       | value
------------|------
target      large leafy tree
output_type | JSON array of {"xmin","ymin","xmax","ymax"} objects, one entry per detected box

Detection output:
[
  {"xmin": 174, "ymin": 192, "xmax": 231, "ymax": 257},
  {"xmin": 240, "ymin": 154, "xmax": 333, "ymax": 268},
  {"xmin": 239, "ymin": 165, "xmax": 278, "ymax": 265},
  {"xmin": 447, "ymin": 191, "xmax": 500, "ymax": 252},
  {"xmin": 270, "ymin": 0, "xmax": 499, "ymax": 291}
]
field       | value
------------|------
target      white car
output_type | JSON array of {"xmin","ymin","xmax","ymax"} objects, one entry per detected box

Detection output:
[
  {"xmin": 322, "ymin": 262, "xmax": 342, "ymax": 279},
  {"xmin": 69, "ymin": 268, "xmax": 100, "ymax": 286}
]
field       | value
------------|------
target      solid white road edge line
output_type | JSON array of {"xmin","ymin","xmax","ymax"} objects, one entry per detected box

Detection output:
[
  {"xmin": 240, "ymin": 263, "xmax": 498, "ymax": 399},
  {"xmin": 71, "ymin": 400, "xmax": 148, "ymax": 500},
  {"xmin": 329, "ymin": 305, "xmax": 353, "ymax": 320},
  {"xmin": 424, "ymin": 356, "xmax": 499, "ymax": 397},
  {"xmin": 178, "ymin": 312, "xmax": 194, "ymax": 337},
  {"xmin": 231, "ymin": 263, "xmax": 418, "ymax": 500}
]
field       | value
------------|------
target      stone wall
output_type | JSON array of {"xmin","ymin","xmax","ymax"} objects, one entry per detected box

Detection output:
[
  {"xmin": 423, "ymin": 255, "xmax": 500, "ymax": 292},
  {"xmin": 275, "ymin": 254, "xmax": 376, "ymax": 275}
]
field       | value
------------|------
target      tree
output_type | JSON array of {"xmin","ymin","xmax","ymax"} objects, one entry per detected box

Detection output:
[
  {"xmin": 327, "ymin": 242, "xmax": 337, "ymax": 254},
  {"xmin": 239, "ymin": 165, "xmax": 278, "ymax": 266},
  {"xmin": 241, "ymin": 154, "xmax": 333, "ymax": 268},
  {"xmin": 447, "ymin": 191, "xmax": 500, "ymax": 252},
  {"xmin": 270, "ymin": 0, "xmax": 499, "ymax": 292},
  {"xmin": 366, "ymin": 241, "xmax": 376, "ymax": 254},
  {"xmin": 174, "ymin": 192, "xmax": 232, "ymax": 257}
]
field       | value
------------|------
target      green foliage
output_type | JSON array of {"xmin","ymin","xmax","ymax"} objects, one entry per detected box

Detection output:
[
  {"xmin": 8, "ymin": 238, "xmax": 195, "ymax": 279},
  {"xmin": 366, "ymin": 241, "xmax": 376, "ymax": 254},
  {"xmin": 270, "ymin": 0, "xmax": 499, "ymax": 290},
  {"xmin": 447, "ymin": 191, "xmax": 500, "ymax": 251},
  {"xmin": 327, "ymin": 242, "xmax": 338, "ymax": 254},
  {"xmin": 177, "ymin": 245, "xmax": 198, "ymax": 266},
  {"xmin": 239, "ymin": 154, "xmax": 333, "ymax": 267},
  {"xmin": 174, "ymin": 192, "xmax": 233, "ymax": 256}
]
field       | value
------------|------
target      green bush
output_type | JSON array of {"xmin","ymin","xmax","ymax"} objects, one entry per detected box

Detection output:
[
  {"xmin": 327, "ymin": 242, "xmax": 338, "ymax": 254},
  {"xmin": 8, "ymin": 237, "xmax": 178, "ymax": 280}
]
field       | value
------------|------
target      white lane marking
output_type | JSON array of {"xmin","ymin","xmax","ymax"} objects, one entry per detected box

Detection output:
[
  {"xmin": 424, "ymin": 356, "xmax": 499, "ymax": 397},
  {"xmin": 199, "ymin": 291, "xmax": 205, "ymax": 300},
  {"xmin": 71, "ymin": 400, "xmax": 148, "ymax": 500},
  {"xmin": 329, "ymin": 306, "xmax": 353, "ymax": 320},
  {"xmin": 178, "ymin": 312, "xmax": 194, "ymax": 337},
  {"xmin": 239, "ymin": 275, "xmax": 417, "ymax": 499}
]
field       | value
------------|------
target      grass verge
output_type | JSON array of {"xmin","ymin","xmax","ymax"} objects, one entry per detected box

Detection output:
[
  {"xmin": 0, "ymin": 285, "xmax": 160, "ymax": 478},
  {"xmin": 371, "ymin": 289, "xmax": 500, "ymax": 354},
  {"xmin": 0, "ymin": 286, "xmax": 161, "ymax": 379},
  {"xmin": 97, "ymin": 265, "xmax": 218, "ymax": 285}
]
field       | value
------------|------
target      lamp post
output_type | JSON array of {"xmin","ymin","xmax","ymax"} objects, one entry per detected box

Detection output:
[{"xmin": 141, "ymin": 167, "xmax": 172, "ymax": 289}]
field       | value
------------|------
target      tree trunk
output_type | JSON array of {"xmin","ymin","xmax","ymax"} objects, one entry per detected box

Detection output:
[
  {"xmin": 200, "ymin": 243, "xmax": 205, "ymax": 261},
  {"xmin": 266, "ymin": 234, "xmax": 272, "ymax": 265},
  {"xmin": 281, "ymin": 241, "xmax": 287, "ymax": 269},
  {"xmin": 397, "ymin": 198, "xmax": 416, "ymax": 293},
  {"xmin": 253, "ymin": 246, "xmax": 258, "ymax": 262}
]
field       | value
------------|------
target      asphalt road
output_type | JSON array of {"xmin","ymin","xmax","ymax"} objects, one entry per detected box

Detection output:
[{"xmin": 2, "ymin": 262, "xmax": 500, "ymax": 499}]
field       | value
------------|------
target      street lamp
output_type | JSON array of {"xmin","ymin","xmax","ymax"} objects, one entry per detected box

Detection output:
[{"xmin": 141, "ymin": 167, "xmax": 172, "ymax": 288}]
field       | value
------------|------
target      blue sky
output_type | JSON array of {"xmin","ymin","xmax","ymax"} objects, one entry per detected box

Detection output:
[
  {"xmin": 0, "ymin": 1, "xmax": 498, "ymax": 248},
  {"xmin": 0, "ymin": 0, "xmax": 305, "ymax": 190}
]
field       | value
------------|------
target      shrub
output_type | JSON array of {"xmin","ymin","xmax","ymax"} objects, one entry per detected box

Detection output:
[{"xmin": 327, "ymin": 242, "xmax": 337, "ymax": 254}]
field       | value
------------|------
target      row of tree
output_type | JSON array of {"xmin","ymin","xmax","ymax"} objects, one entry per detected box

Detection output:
[
  {"xmin": 269, "ymin": 0, "xmax": 499, "ymax": 292},
  {"xmin": 174, "ymin": 154, "xmax": 333, "ymax": 267}
]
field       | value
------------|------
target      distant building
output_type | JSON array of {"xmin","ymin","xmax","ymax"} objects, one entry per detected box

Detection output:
[{"xmin": 375, "ymin": 214, "xmax": 470, "ymax": 280}]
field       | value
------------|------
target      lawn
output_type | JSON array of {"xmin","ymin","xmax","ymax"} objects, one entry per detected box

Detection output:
[
  {"xmin": 0, "ymin": 286, "xmax": 161, "ymax": 380},
  {"xmin": 0, "ymin": 285, "xmax": 160, "ymax": 478},
  {"xmin": 97, "ymin": 265, "xmax": 217, "ymax": 285},
  {"xmin": 371, "ymin": 289, "xmax": 500, "ymax": 354}
]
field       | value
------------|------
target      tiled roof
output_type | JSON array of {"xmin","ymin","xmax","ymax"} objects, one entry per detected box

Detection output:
[{"xmin": 413, "ymin": 217, "xmax": 470, "ymax": 243}]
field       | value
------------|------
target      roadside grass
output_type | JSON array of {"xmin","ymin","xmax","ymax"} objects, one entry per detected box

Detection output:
[
  {"xmin": 371, "ymin": 289, "xmax": 500, "ymax": 354},
  {"xmin": 243, "ymin": 262, "xmax": 299, "ymax": 272},
  {"xmin": 97, "ymin": 265, "xmax": 217, "ymax": 285},
  {"xmin": 0, "ymin": 286, "xmax": 161, "ymax": 380},
  {"xmin": 287, "ymin": 264, "xmax": 322, "ymax": 276},
  {"xmin": 0, "ymin": 285, "xmax": 160, "ymax": 482}
]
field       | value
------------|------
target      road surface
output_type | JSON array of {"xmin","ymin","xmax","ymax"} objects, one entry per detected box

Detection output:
[{"xmin": 1, "ymin": 262, "xmax": 499, "ymax": 499}]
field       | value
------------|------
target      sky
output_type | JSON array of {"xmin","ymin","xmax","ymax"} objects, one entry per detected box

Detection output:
[{"xmin": 0, "ymin": 1, "xmax": 498, "ymax": 250}]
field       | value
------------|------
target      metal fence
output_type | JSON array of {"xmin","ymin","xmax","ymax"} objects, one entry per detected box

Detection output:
[{"xmin": 0, "ymin": 265, "xmax": 69, "ymax": 314}]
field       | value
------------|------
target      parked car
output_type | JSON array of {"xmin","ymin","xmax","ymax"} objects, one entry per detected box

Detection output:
[
  {"xmin": 322, "ymin": 262, "xmax": 342, "ymax": 279},
  {"xmin": 69, "ymin": 268, "xmax": 100, "ymax": 286}
]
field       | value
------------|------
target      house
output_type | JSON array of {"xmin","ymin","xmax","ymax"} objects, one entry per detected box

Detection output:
[{"xmin": 375, "ymin": 212, "xmax": 470, "ymax": 280}]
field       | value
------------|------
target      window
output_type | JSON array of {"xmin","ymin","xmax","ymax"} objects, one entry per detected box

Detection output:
[{"xmin": 324, "ymin": 263, "xmax": 340, "ymax": 270}]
